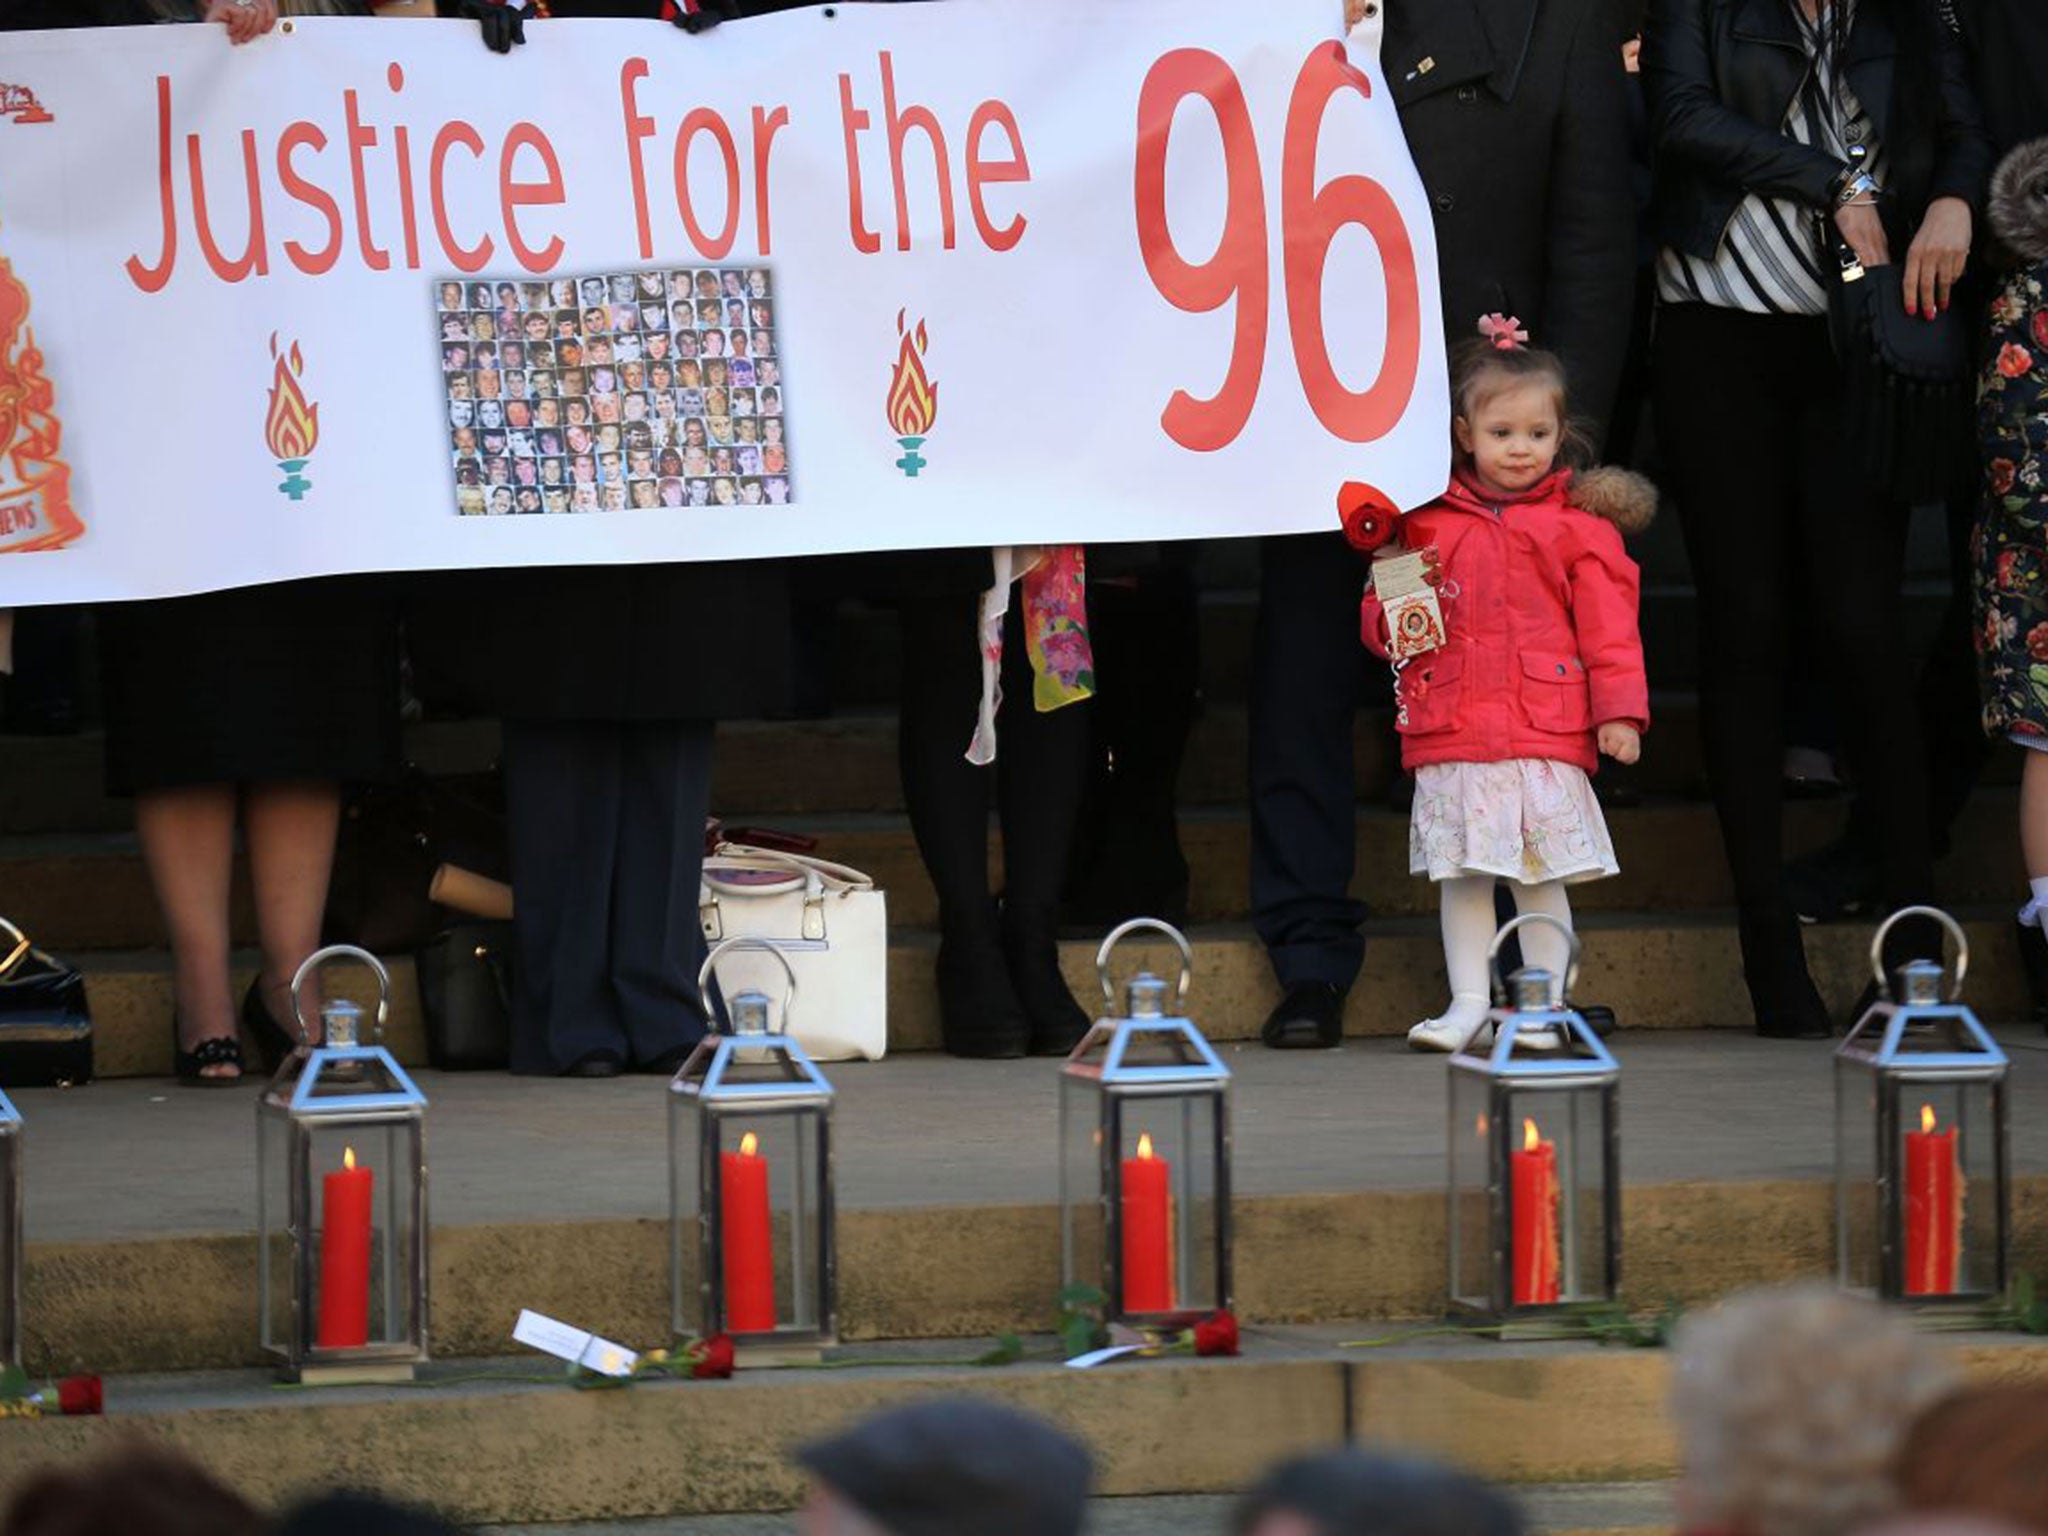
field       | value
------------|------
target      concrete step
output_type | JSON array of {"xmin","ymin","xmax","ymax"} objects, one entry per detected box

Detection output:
[
  {"xmin": 45, "ymin": 910, "xmax": 2045, "ymax": 1081},
  {"xmin": 0, "ymin": 791, "xmax": 2026, "ymax": 952},
  {"xmin": 0, "ymin": 1334, "xmax": 2036, "ymax": 1524}
]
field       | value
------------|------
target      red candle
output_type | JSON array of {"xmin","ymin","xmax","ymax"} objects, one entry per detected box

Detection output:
[
  {"xmin": 720, "ymin": 1131, "xmax": 776, "ymax": 1332},
  {"xmin": 316, "ymin": 1146, "xmax": 372, "ymax": 1349},
  {"xmin": 1905, "ymin": 1104, "xmax": 1964, "ymax": 1297},
  {"xmin": 1510, "ymin": 1118, "xmax": 1561, "ymax": 1306},
  {"xmin": 1121, "ymin": 1132, "xmax": 1173, "ymax": 1313}
]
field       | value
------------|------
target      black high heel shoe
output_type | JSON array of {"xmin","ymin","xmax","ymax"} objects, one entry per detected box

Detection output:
[
  {"xmin": 1740, "ymin": 910, "xmax": 1832, "ymax": 1040},
  {"xmin": 173, "ymin": 1023, "xmax": 244, "ymax": 1088},
  {"xmin": 242, "ymin": 979, "xmax": 302, "ymax": 1074}
]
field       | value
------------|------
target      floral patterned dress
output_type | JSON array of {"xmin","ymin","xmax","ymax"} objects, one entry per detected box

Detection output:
[{"xmin": 1975, "ymin": 270, "xmax": 2048, "ymax": 746}]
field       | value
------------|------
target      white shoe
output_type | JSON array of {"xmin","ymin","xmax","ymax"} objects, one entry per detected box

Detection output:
[
  {"xmin": 1407, "ymin": 997, "xmax": 1493, "ymax": 1054},
  {"xmin": 1511, "ymin": 1024, "xmax": 1563, "ymax": 1052}
]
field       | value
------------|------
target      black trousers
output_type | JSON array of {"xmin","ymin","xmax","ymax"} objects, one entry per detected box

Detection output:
[
  {"xmin": 1652, "ymin": 304, "xmax": 1932, "ymax": 921},
  {"xmin": 897, "ymin": 594, "xmax": 1090, "ymax": 934},
  {"xmin": 1248, "ymin": 530, "xmax": 1378, "ymax": 990},
  {"xmin": 502, "ymin": 718, "xmax": 714, "ymax": 1074}
]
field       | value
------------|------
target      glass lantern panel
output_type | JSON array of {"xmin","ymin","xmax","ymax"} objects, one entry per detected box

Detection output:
[
  {"xmin": 1105, "ymin": 1091, "xmax": 1224, "ymax": 1317},
  {"xmin": 1059, "ymin": 1074, "xmax": 1105, "ymax": 1296},
  {"xmin": 257, "ymin": 1102, "xmax": 295, "ymax": 1359},
  {"xmin": 1835, "ymin": 1058, "xmax": 1881, "ymax": 1296},
  {"xmin": 1885, "ymin": 1077, "xmax": 2003, "ymax": 1300},
  {"xmin": 1448, "ymin": 1068, "xmax": 1495, "ymax": 1311},
  {"xmin": 299, "ymin": 1120, "xmax": 423, "ymax": 1354},
  {"xmin": 0, "ymin": 1123, "xmax": 19, "ymax": 1370},
  {"xmin": 709, "ymin": 1110, "xmax": 826, "ymax": 1336},
  {"xmin": 669, "ymin": 1099, "xmax": 702, "ymax": 1340},
  {"xmin": 1501, "ymin": 1083, "xmax": 1614, "ymax": 1310}
]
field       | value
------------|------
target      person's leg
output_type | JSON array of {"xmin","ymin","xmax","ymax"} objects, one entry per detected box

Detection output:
[
  {"xmin": 502, "ymin": 719, "xmax": 628, "ymax": 1074},
  {"xmin": 610, "ymin": 720, "xmax": 716, "ymax": 1069},
  {"xmin": 997, "ymin": 599, "xmax": 1095, "ymax": 1053},
  {"xmin": 897, "ymin": 594, "xmax": 1027, "ymax": 1056},
  {"xmin": 1407, "ymin": 875, "xmax": 1495, "ymax": 1052},
  {"xmin": 1250, "ymin": 530, "xmax": 1372, "ymax": 1042},
  {"xmin": 134, "ymin": 785, "xmax": 242, "ymax": 1078},
  {"xmin": 1653, "ymin": 305, "xmax": 1826, "ymax": 1037},
  {"xmin": 241, "ymin": 779, "xmax": 343, "ymax": 1049},
  {"xmin": 1510, "ymin": 879, "xmax": 1575, "ymax": 1004}
]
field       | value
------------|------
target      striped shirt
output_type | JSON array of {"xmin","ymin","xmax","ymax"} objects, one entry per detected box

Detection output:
[{"xmin": 1656, "ymin": 2, "xmax": 1888, "ymax": 316}]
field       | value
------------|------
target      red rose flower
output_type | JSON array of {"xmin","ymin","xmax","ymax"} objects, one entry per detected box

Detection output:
[
  {"xmin": 688, "ymin": 1334, "xmax": 735, "ymax": 1379},
  {"xmin": 1337, "ymin": 482, "xmax": 1400, "ymax": 554},
  {"xmin": 2018, "ymin": 722, "xmax": 2047, "ymax": 737},
  {"xmin": 1998, "ymin": 550, "xmax": 2022, "ymax": 588},
  {"xmin": 54, "ymin": 1376, "xmax": 102, "ymax": 1416},
  {"xmin": 1999, "ymin": 343, "xmax": 2035, "ymax": 378},
  {"xmin": 2026, "ymin": 623, "xmax": 2048, "ymax": 663},
  {"xmin": 2030, "ymin": 312, "xmax": 2048, "ymax": 351},
  {"xmin": 1993, "ymin": 458, "xmax": 2018, "ymax": 495},
  {"xmin": 1189, "ymin": 1311, "xmax": 1239, "ymax": 1357}
]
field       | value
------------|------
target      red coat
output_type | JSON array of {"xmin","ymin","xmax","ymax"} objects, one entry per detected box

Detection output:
[{"xmin": 1361, "ymin": 468, "xmax": 1648, "ymax": 774}]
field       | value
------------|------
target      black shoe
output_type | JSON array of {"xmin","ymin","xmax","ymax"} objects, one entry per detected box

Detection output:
[
  {"xmin": 2018, "ymin": 919, "xmax": 2048, "ymax": 1031},
  {"xmin": 174, "ymin": 1028, "xmax": 245, "ymax": 1087},
  {"xmin": 1784, "ymin": 837, "xmax": 1879, "ymax": 925},
  {"xmin": 1002, "ymin": 906, "xmax": 1092, "ymax": 1057},
  {"xmin": 936, "ymin": 921, "xmax": 1030, "ymax": 1060},
  {"xmin": 564, "ymin": 1049, "xmax": 625, "ymax": 1078},
  {"xmin": 1578, "ymin": 1003, "xmax": 1617, "ymax": 1038},
  {"xmin": 1261, "ymin": 982, "xmax": 1345, "ymax": 1049},
  {"xmin": 1740, "ymin": 911, "xmax": 1832, "ymax": 1039},
  {"xmin": 243, "ymin": 978, "xmax": 302, "ymax": 1074}
]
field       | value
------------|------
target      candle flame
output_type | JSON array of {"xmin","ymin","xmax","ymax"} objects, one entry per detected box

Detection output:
[
  {"xmin": 1476, "ymin": 1114, "xmax": 1489, "ymax": 1138},
  {"xmin": 1922, "ymin": 1104, "xmax": 1938, "ymax": 1135},
  {"xmin": 739, "ymin": 1131, "xmax": 759, "ymax": 1156},
  {"xmin": 343, "ymin": 1146, "xmax": 356, "ymax": 1171},
  {"xmin": 1522, "ymin": 1118, "xmax": 1541, "ymax": 1153},
  {"xmin": 1136, "ymin": 1132, "xmax": 1155, "ymax": 1161}
]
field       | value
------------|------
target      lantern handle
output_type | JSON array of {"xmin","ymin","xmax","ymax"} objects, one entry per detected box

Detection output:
[
  {"xmin": 1094, "ymin": 918, "xmax": 1194, "ymax": 1012},
  {"xmin": 697, "ymin": 935, "xmax": 799, "ymax": 1032},
  {"xmin": 288, "ymin": 944, "xmax": 392, "ymax": 1046},
  {"xmin": 1868, "ymin": 905, "xmax": 1968, "ymax": 1002},
  {"xmin": 1485, "ymin": 913, "xmax": 1581, "ymax": 1003}
]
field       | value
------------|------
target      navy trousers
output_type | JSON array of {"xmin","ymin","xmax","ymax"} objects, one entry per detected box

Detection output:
[{"xmin": 502, "ymin": 719, "xmax": 714, "ymax": 1074}]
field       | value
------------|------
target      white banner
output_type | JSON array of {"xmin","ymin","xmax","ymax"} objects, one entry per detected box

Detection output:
[{"xmin": 0, "ymin": 0, "xmax": 1445, "ymax": 605}]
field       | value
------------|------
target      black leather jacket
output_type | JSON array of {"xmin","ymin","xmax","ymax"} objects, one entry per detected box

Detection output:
[{"xmin": 1642, "ymin": 0, "xmax": 1991, "ymax": 261}]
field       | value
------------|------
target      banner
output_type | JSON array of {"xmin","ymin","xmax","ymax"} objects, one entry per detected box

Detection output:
[{"xmin": 0, "ymin": 0, "xmax": 1445, "ymax": 606}]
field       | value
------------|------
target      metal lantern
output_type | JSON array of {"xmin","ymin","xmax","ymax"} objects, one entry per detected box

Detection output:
[
  {"xmin": 0, "ymin": 1088, "xmax": 18, "ymax": 1372},
  {"xmin": 1836, "ymin": 906, "xmax": 2009, "ymax": 1308},
  {"xmin": 1060, "ymin": 919, "xmax": 1232, "ymax": 1324},
  {"xmin": 1447, "ymin": 914, "xmax": 1620, "ymax": 1323},
  {"xmin": 257, "ymin": 945, "xmax": 429, "ymax": 1384},
  {"xmin": 669, "ymin": 937, "xmax": 836, "ymax": 1362}
]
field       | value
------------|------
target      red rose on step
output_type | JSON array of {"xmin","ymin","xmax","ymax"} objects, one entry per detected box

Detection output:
[
  {"xmin": 1993, "ymin": 459, "xmax": 2018, "ymax": 495},
  {"xmin": 56, "ymin": 1376, "xmax": 102, "ymax": 1416},
  {"xmin": 1999, "ymin": 343, "xmax": 2035, "ymax": 378},
  {"xmin": 1337, "ymin": 482, "xmax": 1400, "ymax": 554},
  {"xmin": 1190, "ymin": 1311, "xmax": 1239, "ymax": 1357},
  {"xmin": 689, "ymin": 1334, "xmax": 735, "ymax": 1379}
]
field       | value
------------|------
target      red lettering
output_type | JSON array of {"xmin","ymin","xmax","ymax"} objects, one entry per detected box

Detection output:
[
  {"xmin": 343, "ymin": 88, "xmax": 390, "ymax": 271},
  {"xmin": 188, "ymin": 127, "xmax": 269, "ymax": 283},
  {"xmin": 430, "ymin": 120, "xmax": 494, "ymax": 272},
  {"xmin": 620, "ymin": 58, "xmax": 657, "ymax": 260},
  {"xmin": 125, "ymin": 75, "xmax": 177, "ymax": 293},
  {"xmin": 880, "ymin": 51, "xmax": 954, "ymax": 252},
  {"xmin": 837, "ymin": 73, "xmax": 881, "ymax": 255},
  {"xmin": 277, "ymin": 121, "xmax": 342, "ymax": 275},
  {"xmin": 500, "ymin": 123, "xmax": 565, "ymax": 271},
  {"xmin": 671, "ymin": 108, "xmax": 740, "ymax": 260},
  {"xmin": 965, "ymin": 100, "xmax": 1029, "ymax": 253},
  {"xmin": 389, "ymin": 64, "xmax": 421, "ymax": 270},
  {"xmin": 750, "ymin": 104, "xmax": 789, "ymax": 256}
]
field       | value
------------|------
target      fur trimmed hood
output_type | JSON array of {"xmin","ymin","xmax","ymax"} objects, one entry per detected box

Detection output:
[
  {"xmin": 1990, "ymin": 138, "xmax": 2048, "ymax": 264},
  {"xmin": 1568, "ymin": 465, "xmax": 1658, "ymax": 537}
]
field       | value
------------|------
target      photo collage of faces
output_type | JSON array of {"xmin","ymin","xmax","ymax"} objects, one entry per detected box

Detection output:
[{"xmin": 439, "ymin": 267, "xmax": 791, "ymax": 516}]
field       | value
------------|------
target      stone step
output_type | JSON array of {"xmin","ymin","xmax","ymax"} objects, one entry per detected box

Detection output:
[
  {"xmin": 0, "ymin": 791, "xmax": 2025, "ymax": 953},
  {"xmin": 47, "ymin": 911, "xmax": 2043, "ymax": 1080},
  {"xmin": 0, "ymin": 1334, "xmax": 2035, "ymax": 1525}
]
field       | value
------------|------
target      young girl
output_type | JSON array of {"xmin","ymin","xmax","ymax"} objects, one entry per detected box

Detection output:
[{"xmin": 1352, "ymin": 320, "xmax": 1653, "ymax": 1052}]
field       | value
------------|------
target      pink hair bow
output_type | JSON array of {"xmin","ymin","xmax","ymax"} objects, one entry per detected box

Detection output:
[{"xmin": 1478, "ymin": 314, "xmax": 1529, "ymax": 351}]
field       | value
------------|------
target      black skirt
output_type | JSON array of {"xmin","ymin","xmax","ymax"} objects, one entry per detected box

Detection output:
[{"xmin": 97, "ymin": 577, "xmax": 401, "ymax": 797}]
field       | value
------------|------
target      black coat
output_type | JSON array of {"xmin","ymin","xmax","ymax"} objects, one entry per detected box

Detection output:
[
  {"xmin": 1385, "ymin": 0, "xmax": 1637, "ymax": 439},
  {"xmin": 1642, "ymin": 0, "xmax": 1993, "ymax": 260},
  {"xmin": 1951, "ymin": 0, "xmax": 2048, "ymax": 155}
]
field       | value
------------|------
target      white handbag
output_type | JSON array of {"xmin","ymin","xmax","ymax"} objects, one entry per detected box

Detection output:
[{"xmin": 698, "ymin": 843, "xmax": 888, "ymax": 1061}]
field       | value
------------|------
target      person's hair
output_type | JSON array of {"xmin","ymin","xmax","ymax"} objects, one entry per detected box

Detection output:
[
  {"xmin": 1233, "ymin": 1448, "xmax": 1523, "ymax": 1536},
  {"xmin": 1893, "ymin": 1383, "xmax": 2048, "ymax": 1532},
  {"xmin": 5, "ymin": 1444, "xmax": 268, "ymax": 1536},
  {"xmin": 1670, "ymin": 1283, "xmax": 1954, "ymax": 1536},
  {"xmin": 1447, "ymin": 336, "xmax": 1594, "ymax": 469}
]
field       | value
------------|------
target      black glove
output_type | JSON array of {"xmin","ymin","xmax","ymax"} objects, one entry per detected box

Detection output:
[
  {"xmin": 453, "ymin": 0, "xmax": 530, "ymax": 53},
  {"xmin": 672, "ymin": 0, "xmax": 743, "ymax": 33}
]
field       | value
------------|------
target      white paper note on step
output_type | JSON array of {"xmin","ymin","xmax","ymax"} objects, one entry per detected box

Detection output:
[{"xmin": 513, "ymin": 1308, "xmax": 639, "ymax": 1378}]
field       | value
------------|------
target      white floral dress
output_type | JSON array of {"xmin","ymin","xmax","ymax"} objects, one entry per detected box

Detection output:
[{"xmin": 1409, "ymin": 758, "xmax": 1618, "ymax": 884}]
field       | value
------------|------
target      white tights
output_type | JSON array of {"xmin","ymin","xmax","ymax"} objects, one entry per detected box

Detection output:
[{"xmin": 1414, "ymin": 876, "xmax": 1574, "ymax": 1048}]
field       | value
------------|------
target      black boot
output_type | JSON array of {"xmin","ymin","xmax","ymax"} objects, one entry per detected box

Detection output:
[
  {"xmin": 937, "ymin": 907, "xmax": 1030, "ymax": 1059},
  {"xmin": 1004, "ymin": 903, "xmax": 1091, "ymax": 1056},
  {"xmin": 1739, "ymin": 907, "xmax": 1831, "ymax": 1039},
  {"xmin": 1261, "ymin": 982, "xmax": 1345, "ymax": 1049},
  {"xmin": 2018, "ymin": 918, "xmax": 2048, "ymax": 1032}
]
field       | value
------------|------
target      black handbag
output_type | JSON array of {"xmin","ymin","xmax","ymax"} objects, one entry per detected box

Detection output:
[
  {"xmin": 415, "ymin": 920, "xmax": 513, "ymax": 1071},
  {"xmin": 1826, "ymin": 245, "xmax": 1973, "ymax": 503},
  {"xmin": 0, "ymin": 916, "xmax": 92, "ymax": 1089}
]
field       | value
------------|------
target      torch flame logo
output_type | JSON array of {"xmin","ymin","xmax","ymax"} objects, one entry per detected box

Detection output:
[
  {"xmin": 265, "ymin": 333, "xmax": 319, "ymax": 462},
  {"xmin": 886, "ymin": 309, "xmax": 938, "ymax": 437}
]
